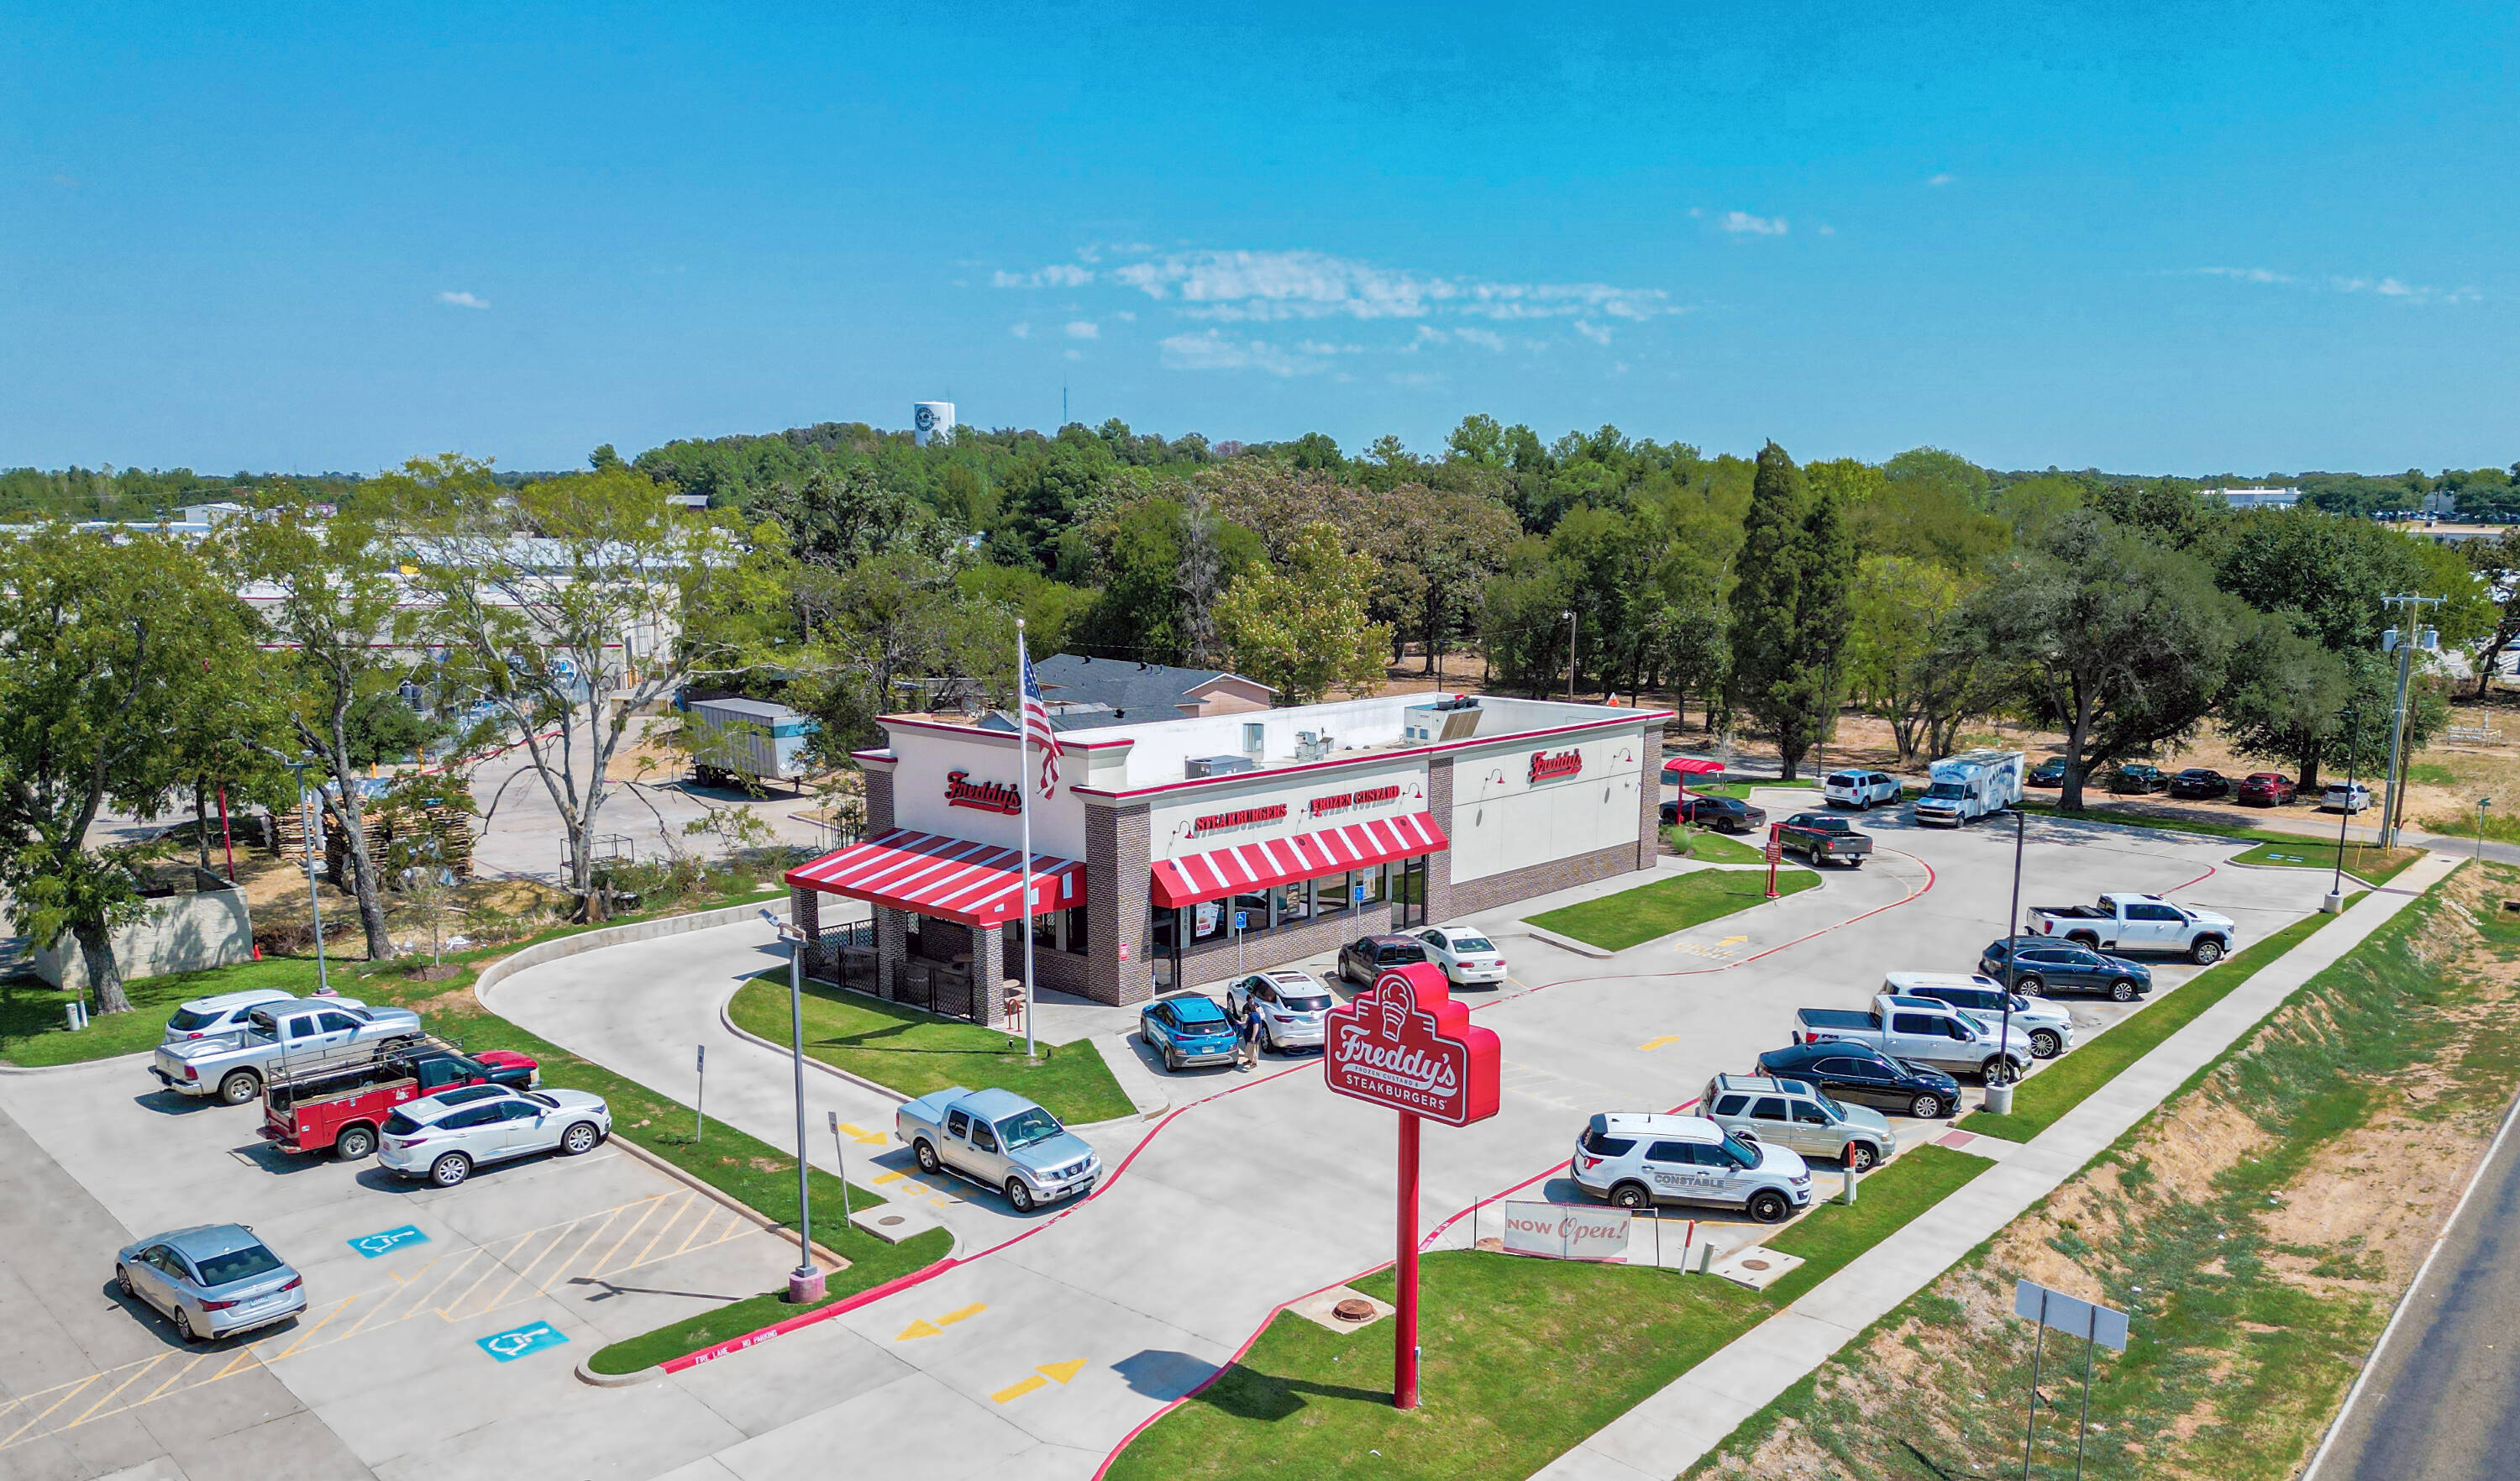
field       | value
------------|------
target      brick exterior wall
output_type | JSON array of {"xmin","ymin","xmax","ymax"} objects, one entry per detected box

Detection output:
[
  {"xmin": 1636, "ymin": 743, "xmax": 1662, "ymax": 866},
  {"xmin": 1172, "ymin": 902, "xmax": 1394, "ymax": 990},
  {"xmin": 1442, "ymin": 838, "xmax": 1645, "ymax": 919},
  {"xmin": 862, "ymin": 760, "xmax": 896, "ymax": 834},
  {"xmin": 1424, "ymin": 756, "xmax": 1457, "ymax": 925},
  {"xmin": 1085, "ymin": 799, "xmax": 1154, "ymax": 1007}
]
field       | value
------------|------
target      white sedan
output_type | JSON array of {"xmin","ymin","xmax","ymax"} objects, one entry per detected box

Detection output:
[
  {"xmin": 378, "ymin": 1086, "xmax": 612, "ymax": 1187},
  {"xmin": 1416, "ymin": 926, "xmax": 1509, "ymax": 987},
  {"xmin": 1224, "ymin": 969, "xmax": 1336, "ymax": 1053}
]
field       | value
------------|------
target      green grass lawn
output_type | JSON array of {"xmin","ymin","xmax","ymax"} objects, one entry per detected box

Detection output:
[
  {"xmin": 726, "ymin": 973, "xmax": 1136, "ymax": 1125},
  {"xmin": 1960, "ymin": 900, "xmax": 2359, "ymax": 1142},
  {"xmin": 1525, "ymin": 867, "xmax": 1820, "ymax": 952},
  {"xmin": 0, "ymin": 957, "xmax": 343, "ymax": 1066},
  {"xmin": 2420, "ymin": 808, "xmax": 2520, "ymax": 844},
  {"xmin": 1667, "ymin": 827, "xmax": 1765, "ymax": 864},
  {"xmin": 1689, "ymin": 777, "xmax": 1819, "ymax": 801},
  {"xmin": 1107, "ymin": 1144, "xmax": 1988, "ymax": 1481},
  {"xmin": 2230, "ymin": 839, "xmax": 2423, "ymax": 884}
]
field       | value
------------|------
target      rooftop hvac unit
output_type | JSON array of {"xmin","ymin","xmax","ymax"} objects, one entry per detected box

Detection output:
[
  {"xmin": 1185, "ymin": 754, "xmax": 1257, "ymax": 780},
  {"xmin": 1294, "ymin": 732, "xmax": 1335, "ymax": 762}
]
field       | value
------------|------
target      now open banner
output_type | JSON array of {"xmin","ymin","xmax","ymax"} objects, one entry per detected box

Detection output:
[{"xmin": 1499, "ymin": 1202, "xmax": 1630, "ymax": 1261}]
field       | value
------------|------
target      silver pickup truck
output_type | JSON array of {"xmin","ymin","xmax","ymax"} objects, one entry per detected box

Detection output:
[
  {"xmin": 152, "ymin": 999, "xmax": 424, "ymax": 1105},
  {"xmin": 1792, "ymin": 993, "xmax": 2034, "ymax": 1084},
  {"xmin": 895, "ymin": 1086, "xmax": 1102, "ymax": 1213}
]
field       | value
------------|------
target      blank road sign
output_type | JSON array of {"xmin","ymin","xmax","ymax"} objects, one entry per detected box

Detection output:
[{"xmin": 2014, "ymin": 1279, "xmax": 2129, "ymax": 1351}]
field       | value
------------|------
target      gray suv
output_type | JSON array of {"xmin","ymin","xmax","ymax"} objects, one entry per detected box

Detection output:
[{"xmin": 1701, "ymin": 1074, "xmax": 1898, "ymax": 1171}]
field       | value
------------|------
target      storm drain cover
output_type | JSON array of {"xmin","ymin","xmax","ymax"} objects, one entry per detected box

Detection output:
[
  {"xmin": 1333, "ymin": 1299, "xmax": 1377, "ymax": 1323},
  {"xmin": 879, "ymin": 1215, "xmax": 905, "ymax": 1226},
  {"xmin": 1740, "ymin": 1258, "xmax": 1771, "ymax": 1271}
]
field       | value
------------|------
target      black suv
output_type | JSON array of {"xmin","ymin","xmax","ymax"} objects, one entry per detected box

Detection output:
[
  {"xmin": 2167, "ymin": 768, "xmax": 2230, "ymax": 801},
  {"xmin": 1667, "ymin": 795, "xmax": 1767, "ymax": 834},
  {"xmin": 1754, "ymin": 1041, "xmax": 1961, "ymax": 1120},
  {"xmin": 1338, "ymin": 934, "xmax": 1428, "ymax": 985},
  {"xmin": 1977, "ymin": 937, "xmax": 2153, "ymax": 1000}
]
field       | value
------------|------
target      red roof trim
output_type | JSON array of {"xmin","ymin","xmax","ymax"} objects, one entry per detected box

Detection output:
[{"xmin": 1069, "ymin": 712, "xmax": 1671, "ymax": 801}]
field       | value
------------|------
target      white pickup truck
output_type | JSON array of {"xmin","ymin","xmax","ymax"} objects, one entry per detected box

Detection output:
[
  {"xmin": 1792, "ymin": 994, "xmax": 2035, "ymax": 1084},
  {"xmin": 2027, "ymin": 892, "xmax": 2237, "ymax": 964}
]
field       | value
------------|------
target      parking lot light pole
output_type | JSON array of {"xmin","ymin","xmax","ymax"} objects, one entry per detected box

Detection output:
[
  {"xmin": 762, "ymin": 908, "xmax": 824, "ymax": 1304},
  {"xmin": 1988, "ymin": 802, "xmax": 2025, "ymax": 1116},
  {"xmin": 2479, "ymin": 798, "xmax": 2493, "ymax": 860},
  {"xmin": 2326, "ymin": 708, "xmax": 2361, "ymax": 912},
  {"xmin": 284, "ymin": 758, "xmax": 332, "ymax": 997}
]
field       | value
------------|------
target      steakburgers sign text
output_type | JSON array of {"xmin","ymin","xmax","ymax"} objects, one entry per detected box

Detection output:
[{"xmin": 1326, "ymin": 963, "xmax": 1500, "ymax": 1127}]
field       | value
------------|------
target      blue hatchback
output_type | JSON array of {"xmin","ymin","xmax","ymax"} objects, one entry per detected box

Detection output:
[{"xmin": 1140, "ymin": 994, "xmax": 1241, "ymax": 1074}]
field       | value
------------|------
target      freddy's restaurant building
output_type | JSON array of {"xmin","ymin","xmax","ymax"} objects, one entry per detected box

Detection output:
[{"xmin": 785, "ymin": 693, "xmax": 1667, "ymax": 1025}]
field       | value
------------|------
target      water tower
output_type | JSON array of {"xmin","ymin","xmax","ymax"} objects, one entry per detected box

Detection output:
[{"xmin": 913, "ymin": 402, "xmax": 956, "ymax": 447}]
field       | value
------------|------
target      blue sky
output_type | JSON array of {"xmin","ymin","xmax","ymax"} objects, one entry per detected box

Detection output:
[{"xmin": 3, "ymin": 2, "xmax": 2514, "ymax": 475}]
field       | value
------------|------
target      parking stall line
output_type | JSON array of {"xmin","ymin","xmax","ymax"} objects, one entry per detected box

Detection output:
[
  {"xmin": 65, "ymin": 1354, "xmax": 166, "ymax": 1427},
  {"xmin": 583, "ymin": 1193, "xmax": 675, "ymax": 1280},
  {"xmin": 670, "ymin": 1199, "xmax": 728, "ymax": 1258},
  {"xmin": 139, "ymin": 1352, "xmax": 207, "ymax": 1403},
  {"xmin": 627, "ymin": 1192, "xmax": 702, "ymax": 1273},
  {"xmin": 269, "ymin": 1291, "xmax": 362, "ymax": 1361},
  {"xmin": 470, "ymin": 1212, "xmax": 614, "ymax": 1316},
  {"xmin": 3, "ymin": 1376, "xmax": 100, "ymax": 1449}
]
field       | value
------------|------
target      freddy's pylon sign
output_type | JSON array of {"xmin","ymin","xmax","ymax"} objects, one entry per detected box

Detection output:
[{"xmin": 1324, "ymin": 962, "xmax": 1501, "ymax": 1409}]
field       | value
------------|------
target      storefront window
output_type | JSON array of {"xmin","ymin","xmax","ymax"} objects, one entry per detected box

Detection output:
[
  {"xmin": 1191, "ymin": 899, "xmax": 1228, "ymax": 943},
  {"xmin": 1063, "ymin": 906, "xmax": 1088, "ymax": 953},
  {"xmin": 1315, "ymin": 873, "xmax": 1352, "ymax": 921},
  {"xmin": 1272, "ymin": 880, "xmax": 1311, "ymax": 927},
  {"xmin": 1356, "ymin": 864, "xmax": 1388, "ymax": 907},
  {"xmin": 1231, "ymin": 891, "xmax": 1272, "ymax": 937}
]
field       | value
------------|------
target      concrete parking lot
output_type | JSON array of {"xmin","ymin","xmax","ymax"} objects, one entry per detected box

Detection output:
[
  {"xmin": 1, "ymin": 796, "xmax": 2339, "ymax": 1481},
  {"xmin": 0, "ymin": 1057, "xmax": 806, "ymax": 1481}
]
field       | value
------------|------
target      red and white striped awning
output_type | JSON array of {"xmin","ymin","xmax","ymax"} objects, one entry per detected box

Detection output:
[
  {"xmin": 785, "ymin": 829, "xmax": 1085, "ymax": 927},
  {"xmin": 1150, "ymin": 811, "xmax": 1449, "ymax": 910}
]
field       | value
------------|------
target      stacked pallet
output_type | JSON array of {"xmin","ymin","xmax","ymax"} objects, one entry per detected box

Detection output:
[
  {"xmin": 320, "ymin": 800, "xmax": 476, "ymax": 884},
  {"xmin": 267, "ymin": 805, "xmax": 316, "ymax": 859}
]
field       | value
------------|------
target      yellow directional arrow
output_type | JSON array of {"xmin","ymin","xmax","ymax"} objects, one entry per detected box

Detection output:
[
  {"xmin": 1717, "ymin": 935, "xmax": 1748, "ymax": 946},
  {"xmin": 837, "ymin": 1122, "xmax": 889, "ymax": 1146},
  {"xmin": 991, "ymin": 1375, "xmax": 1047, "ymax": 1403},
  {"xmin": 1639, "ymin": 1035, "xmax": 1682, "ymax": 1052},
  {"xmin": 872, "ymin": 1169, "xmax": 913, "ymax": 1185},
  {"xmin": 896, "ymin": 1303, "xmax": 989, "ymax": 1341},
  {"xmin": 896, "ymin": 1319, "xmax": 942, "ymax": 1341},
  {"xmin": 937, "ymin": 1303, "xmax": 988, "ymax": 1327},
  {"xmin": 992, "ymin": 1360, "xmax": 1089, "ymax": 1402},
  {"xmin": 1037, "ymin": 1359, "xmax": 1088, "ymax": 1384}
]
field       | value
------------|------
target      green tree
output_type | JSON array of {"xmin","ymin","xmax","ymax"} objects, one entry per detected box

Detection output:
[
  {"xmin": 2218, "ymin": 621, "xmax": 2355, "ymax": 787},
  {"xmin": 386, "ymin": 457, "xmax": 782, "ymax": 919},
  {"xmin": 0, "ymin": 528, "xmax": 262, "ymax": 1010},
  {"xmin": 1846, "ymin": 555, "xmax": 2004, "ymax": 766},
  {"xmin": 1968, "ymin": 513, "xmax": 2248, "ymax": 810},
  {"xmin": 1725, "ymin": 443, "xmax": 1856, "ymax": 778},
  {"xmin": 228, "ymin": 511, "xmax": 434, "ymax": 960},
  {"xmin": 1215, "ymin": 523, "xmax": 1389, "ymax": 703}
]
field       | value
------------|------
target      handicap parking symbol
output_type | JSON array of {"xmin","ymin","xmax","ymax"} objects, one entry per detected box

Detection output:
[
  {"xmin": 348, "ymin": 1225, "xmax": 430, "ymax": 1258},
  {"xmin": 476, "ymin": 1321, "xmax": 570, "ymax": 1363}
]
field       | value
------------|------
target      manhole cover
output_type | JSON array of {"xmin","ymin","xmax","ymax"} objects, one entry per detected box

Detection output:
[
  {"xmin": 1332, "ymin": 1299, "xmax": 1377, "ymax": 1323},
  {"xmin": 879, "ymin": 1216, "xmax": 905, "ymax": 1226},
  {"xmin": 1740, "ymin": 1258, "xmax": 1771, "ymax": 1271}
]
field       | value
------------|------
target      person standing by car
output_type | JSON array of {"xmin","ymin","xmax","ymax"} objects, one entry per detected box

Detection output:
[{"xmin": 1237, "ymin": 996, "xmax": 1265, "ymax": 1069}]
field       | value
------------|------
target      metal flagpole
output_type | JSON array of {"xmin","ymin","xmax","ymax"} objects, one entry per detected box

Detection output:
[{"xmin": 1017, "ymin": 620, "xmax": 1038, "ymax": 1063}]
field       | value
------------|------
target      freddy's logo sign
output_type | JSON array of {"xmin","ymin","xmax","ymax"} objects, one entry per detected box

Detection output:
[
  {"xmin": 1529, "ymin": 748, "xmax": 1583, "ymax": 784},
  {"xmin": 1324, "ymin": 963, "xmax": 1501, "ymax": 1127},
  {"xmin": 945, "ymin": 769, "xmax": 1021, "ymax": 815}
]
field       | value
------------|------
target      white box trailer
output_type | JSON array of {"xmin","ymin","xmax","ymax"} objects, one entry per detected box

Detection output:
[
  {"xmin": 685, "ymin": 697, "xmax": 817, "ymax": 794},
  {"xmin": 1913, "ymin": 748, "xmax": 2024, "ymax": 826}
]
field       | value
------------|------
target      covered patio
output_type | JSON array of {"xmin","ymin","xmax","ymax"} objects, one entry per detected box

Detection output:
[{"xmin": 785, "ymin": 827, "xmax": 1089, "ymax": 1029}]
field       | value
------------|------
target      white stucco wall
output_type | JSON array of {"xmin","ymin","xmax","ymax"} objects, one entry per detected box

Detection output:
[
  {"xmin": 1146, "ymin": 758, "xmax": 1431, "ymax": 862},
  {"xmin": 1446, "ymin": 727, "xmax": 1650, "ymax": 885}
]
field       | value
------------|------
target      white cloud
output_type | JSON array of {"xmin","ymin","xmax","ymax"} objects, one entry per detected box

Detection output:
[
  {"xmin": 1063, "ymin": 349, "xmax": 1083, "ymax": 360},
  {"xmin": 437, "ymin": 290, "xmax": 490, "ymax": 308},
  {"xmin": 1818, "ymin": 224, "xmax": 1837, "ymax": 236},
  {"xmin": 1573, "ymin": 320, "xmax": 1613, "ymax": 345},
  {"xmin": 1074, "ymin": 248, "xmax": 1670, "ymax": 324},
  {"xmin": 1924, "ymin": 173, "xmax": 1955, "ymax": 187},
  {"xmin": 1719, "ymin": 212, "xmax": 1788, "ymax": 236},
  {"xmin": 992, "ymin": 264, "xmax": 1093, "ymax": 289},
  {"xmin": 2196, "ymin": 266, "xmax": 2477, "ymax": 304},
  {"xmin": 1009, "ymin": 322, "xmax": 1032, "ymax": 339},
  {"xmin": 1159, "ymin": 330, "xmax": 1332, "ymax": 376},
  {"xmin": 1065, "ymin": 320, "xmax": 1100, "ymax": 339},
  {"xmin": 1116, "ymin": 310, "xmax": 1137, "ymax": 322},
  {"xmin": 1454, "ymin": 327, "xmax": 1507, "ymax": 350}
]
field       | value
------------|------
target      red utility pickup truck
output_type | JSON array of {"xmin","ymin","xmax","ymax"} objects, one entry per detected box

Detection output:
[{"xmin": 260, "ymin": 1042, "xmax": 539, "ymax": 1159}]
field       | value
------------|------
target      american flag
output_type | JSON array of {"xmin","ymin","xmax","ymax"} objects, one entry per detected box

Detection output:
[{"xmin": 1020, "ymin": 648, "xmax": 1064, "ymax": 798}]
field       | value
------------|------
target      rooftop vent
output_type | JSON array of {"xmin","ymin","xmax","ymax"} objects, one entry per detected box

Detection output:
[{"xmin": 1185, "ymin": 754, "xmax": 1257, "ymax": 780}]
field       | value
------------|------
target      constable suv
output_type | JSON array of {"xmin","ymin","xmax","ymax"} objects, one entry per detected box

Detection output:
[
  {"xmin": 1701, "ymin": 1073, "xmax": 1897, "ymax": 1171},
  {"xmin": 1571, "ymin": 1112, "xmax": 1814, "ymax": 1222}
]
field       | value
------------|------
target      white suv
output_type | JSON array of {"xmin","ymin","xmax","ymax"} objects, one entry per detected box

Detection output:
[
  {"xmin": 1571, "ymin": 1112, "xmax": 1814, "ymax": 1223},
  {"xmin": 1823, "ymin": 770, "xmax": 1901, "ymax": 810},
  {"xmin": 1224, "ymin": 969, "xmax": 1336, "ymax": 1051},
  {"xmin": 378, "ymin": 1086, "xmax": 612, "ymax": 1187},
  {"xmin": 1883, "ymin": 972, "xmax": 2076, "ymax": 1059}
]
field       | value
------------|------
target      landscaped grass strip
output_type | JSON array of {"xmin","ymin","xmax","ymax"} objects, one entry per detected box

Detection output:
[
  {"xmin": 1105, "ymin": 1144, "xmax": 1989, "ymax": 1480},
  {"xmin": 2229, "ymin": 839, "xmax": 2422, "ymax": 884},
  {"xmin": 1526, "ymin": 867, "xmax": 1820, "ymax": 953},
  {"xmin": 1666, "ymin": 828, "xmax": 1767, "ymax": 864},
  {"xmin": 727, "ymin": 972, "xmax": 1136, "ymax": 1125},
  {"xmin": 1961, "ymin": 898, "xmax": 2360, "ymax": 1142}
]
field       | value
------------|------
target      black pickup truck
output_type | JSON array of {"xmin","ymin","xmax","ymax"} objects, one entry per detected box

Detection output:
[{"xmin": 1776, "ymin": 812, "xmax": 1873, "ymax": 868}]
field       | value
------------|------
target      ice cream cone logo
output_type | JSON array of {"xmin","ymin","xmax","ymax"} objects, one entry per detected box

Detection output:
[{"xmin": 1374, "ymin": 973, "xmax": 1417, "ymax": 1040}]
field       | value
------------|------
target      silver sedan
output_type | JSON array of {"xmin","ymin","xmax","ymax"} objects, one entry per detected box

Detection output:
[{"xmin": 116, "ymin": 1224, "xmax": 307, "ymax": 1342}]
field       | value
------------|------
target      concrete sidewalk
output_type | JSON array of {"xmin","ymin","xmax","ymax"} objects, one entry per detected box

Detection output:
[{"xmin": 1534, "ymin": 850, "xmax": 2465, "ymax": 1481}]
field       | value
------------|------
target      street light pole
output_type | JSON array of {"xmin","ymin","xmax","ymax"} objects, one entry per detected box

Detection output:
[
  {"xmin": 762, "ymin": 909, "xmax": 824, "ymax": 1304},
  {"xmin": 284, "ymin": 758, "xmax": 332, "ymax": 997},
  {"xmin": 2327, "ymin": 707, "xmax": 2360, "ymax": 912},
  {"xmin": 1562, "ymin": 609, "xmax": 1578, "ymax": 701},
  {"xmin": 1989, "ymin": 801, "xmax": 2026, "ymax": 1116},
  {"xmin": 2376, "ymin": 596, "xmax": 2443, "ymax": 850}
]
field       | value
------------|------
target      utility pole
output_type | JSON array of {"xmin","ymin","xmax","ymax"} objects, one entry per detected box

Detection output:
[{"xmin": 2377, "ymin": 596, "xmax": 2443, "ymax": 849}]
